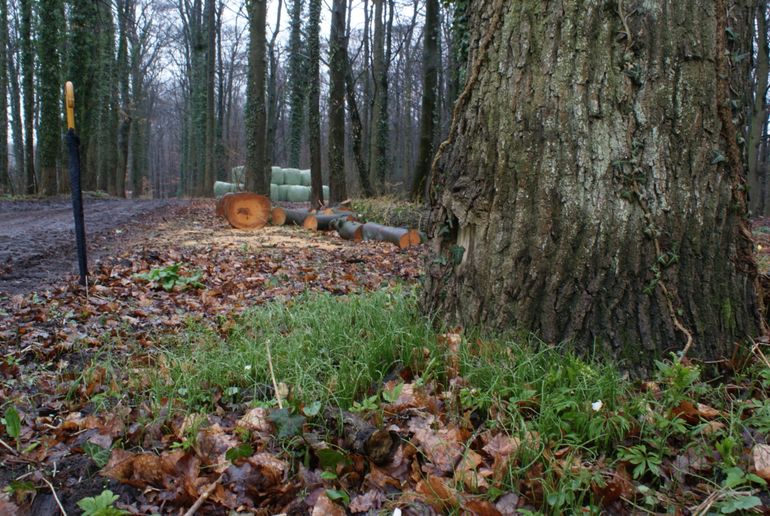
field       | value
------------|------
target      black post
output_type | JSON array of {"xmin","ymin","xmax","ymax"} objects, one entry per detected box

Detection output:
[{"xmin": 66, "ymin": 128, "xmax": 88, "ymax": 285}]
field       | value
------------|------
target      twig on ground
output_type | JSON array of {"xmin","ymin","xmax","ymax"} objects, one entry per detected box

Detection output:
[
  {"xmin": 40, "ymin": 476, "xmax": 67, "ymax": 516},
  {"xmin": 265, "ymin": 339, "xmax": 283, "ymax": 409},
  {"xmin": 0, "ymin": 437, "xmax": 18, "ymax": 455},
  {"xmin": 183, "ymin": 474, "xmax": 223, "ymax": 516}
]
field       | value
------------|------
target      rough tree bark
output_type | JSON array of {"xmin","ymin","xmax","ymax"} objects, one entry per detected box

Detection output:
[
  {"xmin": 423, "ymin": 0, "xmax": 764, "ymax": 372},
  {"xmin": 328, "ymin": 0, "xmax": 348, "ymax": 203},
  {"xmin": 245, "ymin": 0, "xmax": 269, "ymax": 195}
]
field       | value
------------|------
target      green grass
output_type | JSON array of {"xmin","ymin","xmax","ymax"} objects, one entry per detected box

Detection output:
[
  {"xmin": 112, "ymin": 288, "xmax": 770, "ymax": 513},
  {"xmin": 148, "ymin": 287, "xmax": 437, "ymax": 410}
]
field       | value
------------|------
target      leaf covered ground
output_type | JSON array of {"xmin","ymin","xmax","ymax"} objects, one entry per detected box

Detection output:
[{"xmin": 1, "ymin": 201, "xmax": 770, "ymax": 514}]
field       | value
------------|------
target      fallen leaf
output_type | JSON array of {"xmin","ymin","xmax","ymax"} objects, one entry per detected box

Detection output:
[
  {"xmin": 753, "ymin": 444, "xmax": 770, "ymax": 480},
  {"xmin": 349, "ymin": 489, "xmax": 386, "ymax": 513},
  {"xmin": 312, "ymin": 492, "xmax": 346, "ymax": 516},
  {"xmin": 463, "ymin": 498, "xmax": 503, "ymax": 516},
  {"xmin": 416, "ymin": 475, "xmax": 459, "ymax": 513}
]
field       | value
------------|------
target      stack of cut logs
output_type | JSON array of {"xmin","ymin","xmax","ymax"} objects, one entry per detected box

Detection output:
[{"xmin": 215, "ymin": 192, "xmax": 423, "ymax": 249}]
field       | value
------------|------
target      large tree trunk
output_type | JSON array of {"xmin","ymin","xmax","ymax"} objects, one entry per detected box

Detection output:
[
  {"xmin": 423, "ymin": 0, "xmax": 763, "ymax": 372},
  {"xmin": 328, "ymin": 0, "xmax": 348, "ymax": 203}
]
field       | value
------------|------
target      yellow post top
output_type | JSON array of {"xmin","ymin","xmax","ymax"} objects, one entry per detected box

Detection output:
[{"xmin": 65, "ymin": 81, "xmax": 75, "ymax": 130}]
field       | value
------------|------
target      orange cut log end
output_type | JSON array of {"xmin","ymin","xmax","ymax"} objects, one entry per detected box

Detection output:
[{"xmin": 224, "ymin": 193, "xmax": 272, "ymax": 229}]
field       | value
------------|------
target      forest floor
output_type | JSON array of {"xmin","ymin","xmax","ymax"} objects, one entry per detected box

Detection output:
[
  {"xmin": 0, "ymin": 197, "xmax": 186, "ymax": 295},
  {"xmin": 1, "ymin": 200, "xmax": 770, "ymax": 515}
]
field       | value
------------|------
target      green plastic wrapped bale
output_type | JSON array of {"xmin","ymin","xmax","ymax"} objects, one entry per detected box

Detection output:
[
  {"xmin": 323, "ymin": 185, "xmax": 330, "ymax": 200},
  {"xmin": 270, "ymin": 183, "xmax": 280, "ymax": 200},
  {"xmin": 278, "ymin": 185, "xmax": 292, "ymax": 201},
  {"xmin": 271, "ymin": 167, "xmax": 285, "ymax": 185},
  {"xmin": 283, "ymin": 168, "xmax": 303, "ymax": 185},
  {"xmin": 231, "ymin": 166, "xmax": 245, "ymax": 184},
  {"xmin": 300, "ymin": 169, "xmax": 312, "ymax": 186},
  {"xmin": 214, "ymin": 181, "xmax": 242, "ymax": 198},
  {"xmin": 286, "ymin": 185, "xmax": 311, "ymax": 202}
]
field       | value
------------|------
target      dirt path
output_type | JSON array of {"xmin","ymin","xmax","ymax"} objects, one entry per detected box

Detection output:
[{"xmin": 0, "ymin": 198, "xmax": 188, "ymax": 295}]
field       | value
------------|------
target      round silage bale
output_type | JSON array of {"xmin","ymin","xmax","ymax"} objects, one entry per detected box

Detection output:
[
  {"xmin": 323, "ymin": 185, "xmax": 330, "ymax": 200},
  {"xmin": 283, "ymin": 168, "xmax": 303, "ymax": 185},
  {"xmin": 270, "ymin": 183, "xmax": 279, "ymax": 200},
  {"xmin": 278, "ymin": 184, "xmax": 292, "ymax": 201},
  {"xmin": 214, "ymin": 181, "xmax": 241, "ymax": 198},
  {"xmin": 286, "ymin": 185, "xmax": 311, "ymax": 202},
  {"xmin": 271, "ymin": 166, "xmax": 285, "ymax": 185},
  {"xmin": 300, "ymin": 169, "xmax": 312, "ymax": 186}
]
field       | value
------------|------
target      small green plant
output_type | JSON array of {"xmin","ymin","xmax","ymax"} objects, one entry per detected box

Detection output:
[
  {"xmin": 618, "ymin": 444, "xmax": 663, "ymax": 479},
  {"xmin": 134, "ymin": 263, "xmax": 203, "ymax": 291},
  {"xmin": 83, "ymin": 441, "xmax": 112, "ymax": 468},
  {"xmin": 350, "ymin": 394, "xmax": 379, "ymax": 414},
  {"xmin": 77, "ymin": 490, "xmax": 128, "ymax": 516}
]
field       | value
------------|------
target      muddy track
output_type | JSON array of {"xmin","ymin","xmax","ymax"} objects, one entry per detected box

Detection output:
[{"xmin": 0, "ymin": 198, "xmax": 189, "ymax": 295}]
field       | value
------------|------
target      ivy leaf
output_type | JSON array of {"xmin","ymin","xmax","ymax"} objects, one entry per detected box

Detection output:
[
  {"xmin": 268, "ymin": 408, "xmax": 305, "ymax": 439},
  {"xmin": 225, "ymin": 443, "xmax": 254, "ymax": 462},
  {"xmin": 325, "ymin": 488, "xmax": 350, "ymax": 505},
  {"xmin": 317, "ymin": 448, "xmax": 351, "ymax": 470},
  {"xmin": 302, "ymin": 401, "xmax": 322, "ymax": 417}
]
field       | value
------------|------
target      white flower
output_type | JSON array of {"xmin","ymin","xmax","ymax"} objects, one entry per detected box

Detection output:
[
  {"xmin": 393, "ymin": 509, "xmax": 402, "ymax": 516},
  {"xmin": 244, "ymin": 364, "xmax": 252, "ymax": 371},
  {"xmin": 591, "ymin": 400, "xmax": 603, "ymax": 412}
]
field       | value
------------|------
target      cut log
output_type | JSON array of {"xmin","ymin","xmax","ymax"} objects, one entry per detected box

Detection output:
[
  {"xmin": 316, "ymin": 213, "xmax": 355, "ymax": 231},
  {"xmin": 223, "ymin": 192, "xmax": 272, "ymax": 229},
  {"xmin": 215, "ymin": 192, "xmax": 235, "ymax": 218},
  {"xmin": 408, "ymin": 229, "xmax": 422, "ymax": 246},
  {"xmin": 325, "ymin": 409, "xmax": 399, "ymax": 466},
  {"xmin": 362, "ymin": 223, "xmax": 412, "ymax": 249},
  {"xmin": 333, "ymin": 219, "xmax": 363, "ymax": 242},
  {"xmin": 283, "ymin": 208, "xmax": 318, "ymax": 231},
  {"xmin": 271, "ymin": 206, "xmax": 287, "ymax": 226}
]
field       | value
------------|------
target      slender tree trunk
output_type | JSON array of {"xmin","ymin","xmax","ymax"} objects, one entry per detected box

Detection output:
[
  {"xmin": 345, "ymin": 53, "xmax": 373, "ymax": 197},
  {"xmin": 116, "ymin": 0, "xmax": 131, "ymax": 199},
  {"xmin": 245, "ymin": 0, "xmax": 268, "ymax": 194},
  {"xmin": 266, "ymin": 0, "xmax": 283, "ymax": 167},
  {"xmin": 307, "ymin": 0, "xmax": 323, "ymax": 206},
  {"xmin": 369, "ymin": 0, "xmax": 386, "ymax": 192},
  {"xmin": 9, "ymin": 40, "xmax": 23, "ymax": 193},
  {"xmin": 287, "ymin": 0, "xmax": 305, "ymax": 168},
  {"xmin": 0, "ymin": 0, "xmax": 8, "ymax": 192},
  {"xmin": 749, "ymin": 1, "xmax": 768, "ymax": 215},
  {"xmin": 20, "ymin": 0, "xmax": 35, "ymax": 194},
  {"xmin": 411, "ymin": 0, "xmax": 439, "ymax": 202},
  {"xmin": 328, "ymin": 0, "xmax": 347, "ymax": 203},
  {"xmin": 203, "ymin": 0, "xmax": 216, "ymax": 196},
  {"xmin": 38, "ymin": 0, "xmax": 62, "ymax": 196},
  {"xmin": 423, "ymin": 0, "xmax": 762, "ymax": 373}
]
